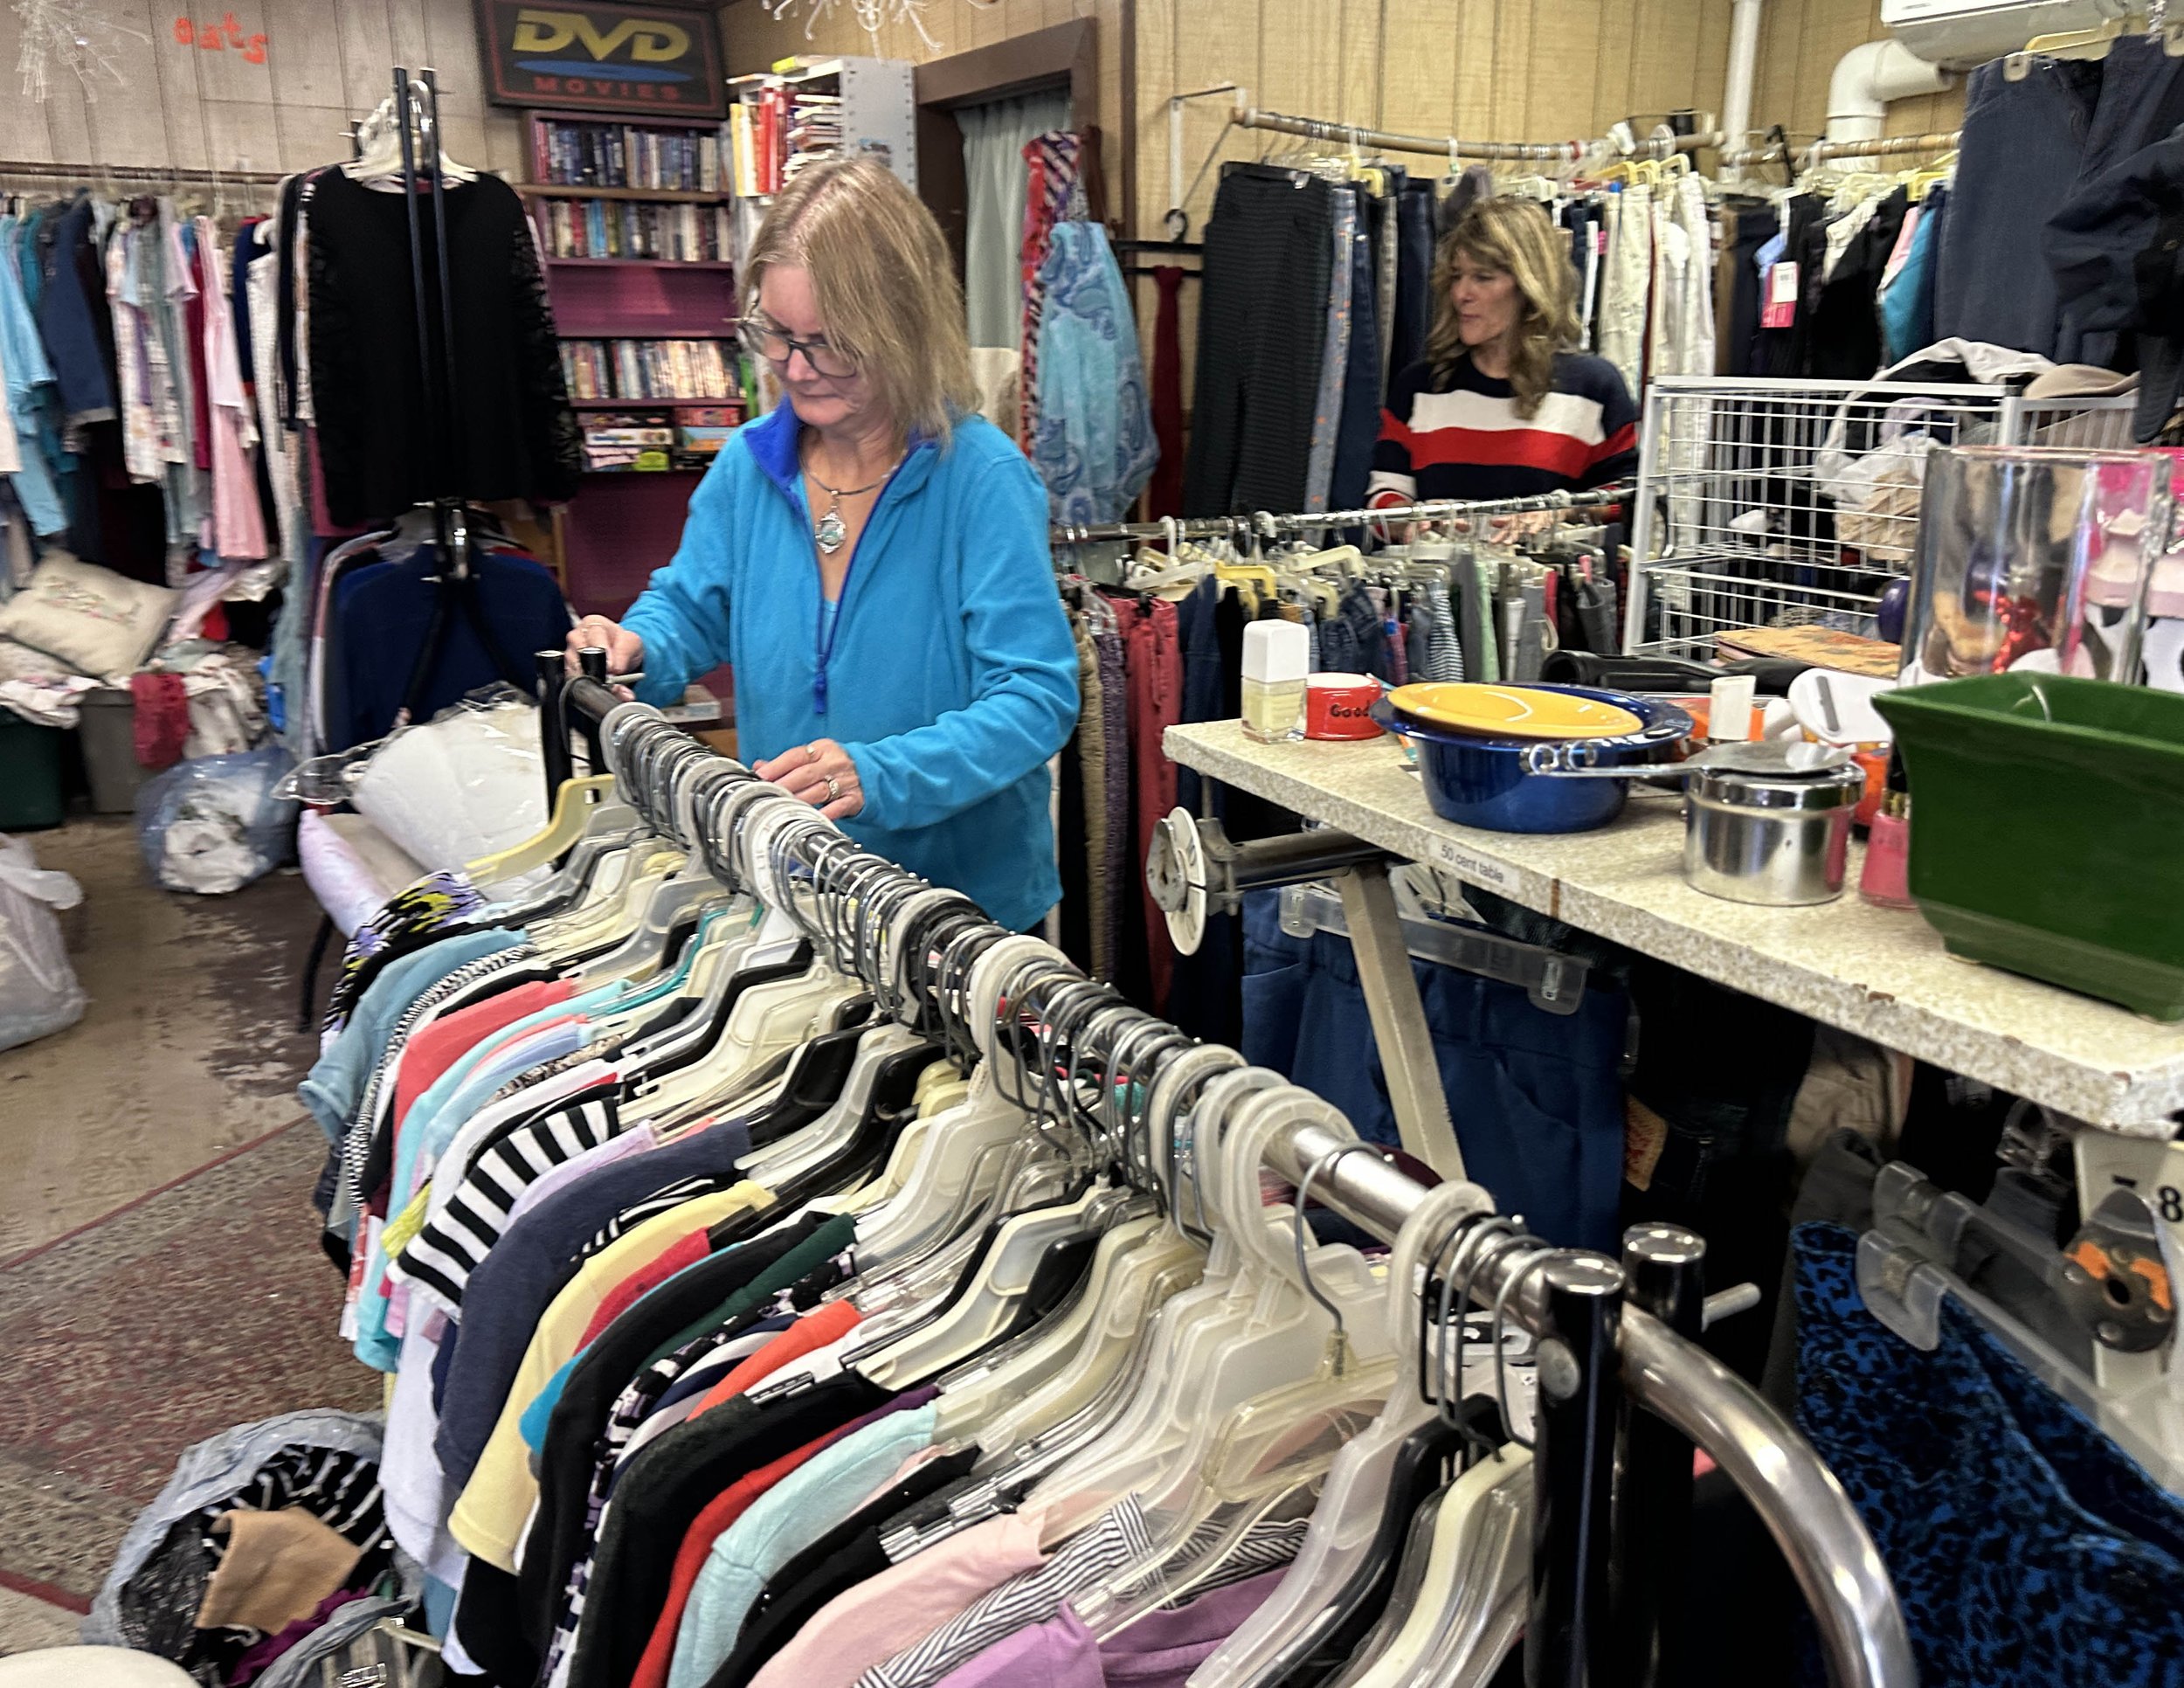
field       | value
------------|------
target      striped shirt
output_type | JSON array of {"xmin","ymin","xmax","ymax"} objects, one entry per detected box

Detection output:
[
  {"xmin": 854, "ymin": 1493, "xmax": 1310, "ymax": 1688},
  {"xmin": 391, "ymin": 1091, "xmax": 625, "ymax": 1310},
  {"xmin": 1369, "ymin": 351, "xmax": 1637, "ymax": 508}
]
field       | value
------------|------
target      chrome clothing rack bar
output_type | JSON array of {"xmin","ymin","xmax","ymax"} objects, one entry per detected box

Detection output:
[
  {"xmin": 1049, "ymin": 483, "xmax": 1633, "ymax": 547},
  {"xmin": 1228, "ymin": 106, "xmax": 1722, "ymax": 165}
]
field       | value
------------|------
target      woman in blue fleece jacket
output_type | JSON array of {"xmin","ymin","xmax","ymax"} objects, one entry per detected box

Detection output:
[{"xmin": 566, "ymin": 158, "xmax": 1081, "ymax": 933}]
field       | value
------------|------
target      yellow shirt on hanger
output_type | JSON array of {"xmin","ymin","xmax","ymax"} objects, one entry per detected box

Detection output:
[{"xmin": 447, "ymin": 1180, "xmax": 777, "ymax": 1571}]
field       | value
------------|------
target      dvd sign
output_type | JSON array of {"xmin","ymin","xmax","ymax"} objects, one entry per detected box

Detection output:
[{"xmin": 477, "ymin": 1, "xmax": 725, "ymax": 117}]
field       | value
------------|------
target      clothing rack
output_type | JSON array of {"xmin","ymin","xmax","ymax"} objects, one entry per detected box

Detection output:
[
  {"xmin": 0, "ymin": 158, "xmax": 288, "ymax": 185},
  {"xmin": 1227, "ymin": 106, "xmax": 1723, "ymax": 165},
  {"xmin": 370, "ymin": 64, "xmax": 533, "ymax": 730},
  {"xmin": 1718, "ymin": 130, "xmax": 1961, "ymax": 169},
  {"xmin": 1049, "ymin": 482, "xmax": 1632, "ymax": 546},
  {"xmin": 533, "ymin": 668, "xmax": 1917, "ymax": 1688}
]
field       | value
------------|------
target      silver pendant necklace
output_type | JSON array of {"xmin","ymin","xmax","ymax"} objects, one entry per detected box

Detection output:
[{"xmin": 806, "ymin": 453, "xmax": 897, "ymax": 556}]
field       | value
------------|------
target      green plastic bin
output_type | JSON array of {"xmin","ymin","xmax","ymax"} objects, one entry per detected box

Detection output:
[
  {"xmin": 0, "ymin": 706, "xmax": 66, "ymax": 831},
  {"xmin": 1873, "ymin": 675, "xmax": 2184, "ymax": 1020}
]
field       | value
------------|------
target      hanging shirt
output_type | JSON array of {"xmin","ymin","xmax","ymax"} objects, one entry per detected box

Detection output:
[
  {"xmin": 1368, "ymin": 350, "xmax": 1637, "ymax": 509},
  {"xmin": 0, "ymin": 218, "xmax": 68, "ymax": 535}
]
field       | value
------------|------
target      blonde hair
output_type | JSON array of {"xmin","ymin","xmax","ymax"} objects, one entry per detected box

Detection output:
[
  {"xmin": 1426, "ymin": 198, "xmax": 1581, "ymax": 419},
  {"xmin": 743, "ymin": 156, "xmax": 978, "ymax": 446}
]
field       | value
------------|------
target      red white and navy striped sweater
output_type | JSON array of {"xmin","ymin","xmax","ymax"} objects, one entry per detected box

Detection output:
[{"xmin": 1369, "ymin": 351, "xmax": 1638, "ymax": 509}]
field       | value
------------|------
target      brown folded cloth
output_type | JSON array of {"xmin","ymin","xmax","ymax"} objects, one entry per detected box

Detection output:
[{"xmin": 193, "ymin": 1508, "xmax": 364, "ymax": 1634}]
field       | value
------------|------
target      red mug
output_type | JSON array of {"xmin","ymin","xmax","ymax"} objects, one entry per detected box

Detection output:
[{"xmin": 1304, "ymin": 674, "xmax": 1385, "ymax": 740}]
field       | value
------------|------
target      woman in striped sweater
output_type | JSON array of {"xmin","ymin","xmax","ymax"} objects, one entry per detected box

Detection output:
[{"xmin": 1370, "ymin": 197, "xmax": 1636, "ymax": 535}]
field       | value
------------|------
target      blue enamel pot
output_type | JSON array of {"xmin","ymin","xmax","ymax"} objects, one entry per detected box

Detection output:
[{"xmin": 1372, "ymin": 686, "xmax": 1695, "ymax": 834}]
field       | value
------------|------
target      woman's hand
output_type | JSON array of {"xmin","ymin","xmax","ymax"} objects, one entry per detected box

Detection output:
[
  {"xmin": 565, "ymin": 616, "xmax": 645, "ymax": 698},
  {"xmin": 754, "ymin": 737, "xmax": 865, "ymax": 821}
]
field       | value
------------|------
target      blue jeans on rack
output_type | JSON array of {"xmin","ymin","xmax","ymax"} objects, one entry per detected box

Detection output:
[
  {"xmin": 1934, "ymin": 55, "xmax": 2100, "ymax": 356},
  {"xmin": 1240, "ymin": 891, "xmax": 1627, "ymax": 1250}
]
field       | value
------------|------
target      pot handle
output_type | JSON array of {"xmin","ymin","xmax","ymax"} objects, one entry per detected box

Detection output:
[{"xmin": 1522, "ymin": 742, "xmax": 1694, "ymax": 783}]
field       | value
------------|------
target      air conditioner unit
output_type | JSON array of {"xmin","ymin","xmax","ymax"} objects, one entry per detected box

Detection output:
[{"xmin": 1881, "ymin": 0, "xmax": 2131, "ymax": 67}]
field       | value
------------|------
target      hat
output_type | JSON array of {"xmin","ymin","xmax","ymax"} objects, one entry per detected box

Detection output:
[
  {"xmin": 2021, "ymin": 363, "xmax": 2141, "ymax": 400},
  {"xmin": 2047, "ymin": 129, "xmax": 2184, "ymax": 442}
]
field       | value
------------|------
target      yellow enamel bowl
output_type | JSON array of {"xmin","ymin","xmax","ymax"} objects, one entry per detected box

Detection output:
[{"xmin": 1386, "ymin": 682, "xmax": 1645, "ymax": 741}]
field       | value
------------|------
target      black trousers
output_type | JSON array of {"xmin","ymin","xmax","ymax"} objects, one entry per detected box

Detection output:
[{"xmin": 1182, "ymin": 167, "xmax": 1334, "ymax": 517}]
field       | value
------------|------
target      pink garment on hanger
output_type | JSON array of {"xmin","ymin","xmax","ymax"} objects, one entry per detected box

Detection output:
[{"xmin": 198, "ymin": 217, "xmax": 268, "ymax": 560}]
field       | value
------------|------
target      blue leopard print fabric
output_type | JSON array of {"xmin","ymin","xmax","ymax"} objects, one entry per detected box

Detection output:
[{"xmin": 1793, "ymin": 1221, "xmax": 2184, "ymax": 1687}]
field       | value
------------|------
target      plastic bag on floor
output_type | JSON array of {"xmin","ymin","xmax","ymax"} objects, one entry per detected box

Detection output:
[
  {"xmin": 0, "ymin": 833, "xmax": 86, "ymax": 1052},
  {"xmin": 135, "ymin": 746, "xmax": 297, "ymax": 895}
]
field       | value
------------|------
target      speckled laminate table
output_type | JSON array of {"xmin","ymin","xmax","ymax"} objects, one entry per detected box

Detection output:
[{"xmin": 1166, "ymin": 720, "xmax": 2184, "ymax": 1136}]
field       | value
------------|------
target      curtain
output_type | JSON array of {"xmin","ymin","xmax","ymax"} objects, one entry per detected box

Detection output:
[{"xmin": 954, "ymin": 89, "xmax": 1071, "ymax": 350}]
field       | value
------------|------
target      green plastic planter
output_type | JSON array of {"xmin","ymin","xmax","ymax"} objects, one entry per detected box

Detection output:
[{"xmin": 1873, "ymin": 675, "xmax": 2184, "ymax": 1021}]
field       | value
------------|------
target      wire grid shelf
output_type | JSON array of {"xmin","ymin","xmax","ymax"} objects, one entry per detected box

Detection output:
[{"xmin": 1622, "ymin": 376, "xmax": 2139, "ymax": 660}]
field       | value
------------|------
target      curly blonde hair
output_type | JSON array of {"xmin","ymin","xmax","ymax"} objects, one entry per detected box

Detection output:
[
  {"xmin": 1425, "ymin": 197, "xmax": 1581, "ymax": 420},
  {"xmin": 743, "ymin": 156, "xmax": 979, "ymax": 446}
]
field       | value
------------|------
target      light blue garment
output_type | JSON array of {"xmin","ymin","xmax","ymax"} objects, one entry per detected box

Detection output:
[
  {"xmin": 1755, "ymin": 229, "xmax": 1787, "ymax": 281},
  {"xmin": 1031, "ymin": 221, "xmax": 1158, "ymax": 528},
  {"xmin": 351, "ymin": 988, "xmax": 627, "ymax": 1371},
  {"xmin": 621, "ymin": 405, "xmax": 1078, "ymax": 933},
  {"xmin": 300, "ymin": 930, "xmax": 525, "ymax": 1141},
  {"xmin": 0, "ymin": 217, "xmax": 68, "ymax": 535},
  {"xmin": 667, "ymin": 1404, "xmax": 941, "ymax": 1688},
  {"xmin": 1881, "ymin": 197, "xmax": 1942, "ymax": 366}
]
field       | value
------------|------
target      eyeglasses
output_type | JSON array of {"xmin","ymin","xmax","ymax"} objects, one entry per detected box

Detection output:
[{"xmin": 740, "ymin": 317, "xmax": 857, "ymax": 379}]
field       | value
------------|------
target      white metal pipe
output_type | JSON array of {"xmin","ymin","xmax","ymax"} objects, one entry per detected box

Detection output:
[
  {"xmin": 1721, "ymin": 0, "xmax": 1763, "ymax": 176},
  {"xmin": 1826, "ymin": 38, "xmax": 1952, "ymax": 146}
]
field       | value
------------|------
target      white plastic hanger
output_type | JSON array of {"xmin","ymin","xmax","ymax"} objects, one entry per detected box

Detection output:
[{"xmin": 1191, "ymin": 1177, "xmax": 1497, "ymax": 1688}]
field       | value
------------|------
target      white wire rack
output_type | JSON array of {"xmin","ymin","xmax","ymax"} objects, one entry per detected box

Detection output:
[{"xmin": 1621, "ymin": 376, "xmax": 2139, "ymax": 659}]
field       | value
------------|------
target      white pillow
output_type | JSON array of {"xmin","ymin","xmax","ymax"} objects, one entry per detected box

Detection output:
[
  {"xmin": 0, "ymin": 552, "xmax": 178, "ymax": 679},
  {"xmin": 0, "ymin": 636, "xmax": 81, "ymax": 681}
]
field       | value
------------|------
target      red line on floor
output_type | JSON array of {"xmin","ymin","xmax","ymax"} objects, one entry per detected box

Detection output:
[
  {"xmin": 0, "ymin": 1566, "xmax": 93, "ymax": 1615},
  {"xmin": 0, "ymin": 1118, "xmax": 306, "ymax": 1275}
]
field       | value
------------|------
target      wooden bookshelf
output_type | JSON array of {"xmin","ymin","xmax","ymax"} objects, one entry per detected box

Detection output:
[{"xmin": 526, "ymin": 106, "xmax": 746, "ymax": 626}]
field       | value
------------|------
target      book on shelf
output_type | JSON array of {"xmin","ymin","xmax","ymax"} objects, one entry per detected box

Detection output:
[
  {"xmin": 560, "ymin": 339, "xmax": 743, "ymax": 404},
  {"xmin": 534, "ymin": 198, "xmax": 732, "ymax": 262},
  {"xmin": 532, "ymin": 119, "xmax": 726, "ymax": 192}
]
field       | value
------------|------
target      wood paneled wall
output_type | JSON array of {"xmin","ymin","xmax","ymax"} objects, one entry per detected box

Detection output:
[
  {"xmin": 0, "ymin": 0, "xmax": 533, "ymax": 187},
  {"xmin": 1137, "ymin": 0, "xmax": 1735, "ymax": 243},
  {"xmin": 1750, "ymin": 0, "xmax": 1966, "ymax": 149}
]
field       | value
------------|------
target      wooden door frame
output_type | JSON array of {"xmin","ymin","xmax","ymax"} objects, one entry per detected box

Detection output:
[{"xmin": 911, "ymin": 18, "xmax": 1097, "ymax": 281}]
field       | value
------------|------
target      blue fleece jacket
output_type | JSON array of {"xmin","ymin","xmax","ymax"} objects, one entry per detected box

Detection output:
[{"xmin": 622, "ymin": 404, "xmax": 1080, "ymax": 932}]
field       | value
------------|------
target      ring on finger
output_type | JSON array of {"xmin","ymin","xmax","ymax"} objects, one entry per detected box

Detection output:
[
  {"xmin": 826, "ymin": 775, "xmax": 841, "ymax": 801},
  {"xmin": 805, "ymin": 743, "xmax": 822, "ymax": 764}
]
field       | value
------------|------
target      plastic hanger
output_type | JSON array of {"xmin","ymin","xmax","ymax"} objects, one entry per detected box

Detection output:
[
  {"xmin": 1024, "ymin": 1081, "xmax": 1386, "ymax": 1545},
  {"xmin": 1191, "ymin": 1180, "xmax": 1496, "ymax": 1688},
  {"xmin": 465, "ymin": 774, "xmax": 622, "ymax": 888},
  {"xmin": 1279, "ymin": 882, "xmax": 1590, "ymax": 1016},
  {"xmin": 345, "ymin": 83, "xmax": 479, "ymax": 188},
  {"xmin": 841, "ymin": 936, "xmax": 1052, "ymax": 1270},
  {"xmin": 1324, "ymin": 1448, "xmax": 1533, "ymax": 1688}
]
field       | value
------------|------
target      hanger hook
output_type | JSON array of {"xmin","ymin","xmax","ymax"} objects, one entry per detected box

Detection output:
[
  {"xmin": 1491, "ymin": 1245, "xmax": 1559, "ymax": 1449},
  {"xmin": 1292, "ymin": 1142, "xmax": 1374, "ymax": 1374}
]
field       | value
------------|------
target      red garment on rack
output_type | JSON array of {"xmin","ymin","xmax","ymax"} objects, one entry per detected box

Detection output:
[
  {"xmin": 1146, "ymin": 266, "xmax": 1185, "ymax": 518},
  {"xmin": 1123, "ymin": 595, "xmax": 1182, "ymax": 1013}
]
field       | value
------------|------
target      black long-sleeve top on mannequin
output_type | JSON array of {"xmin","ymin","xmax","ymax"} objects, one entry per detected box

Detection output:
[{"xmin": 306, "ymin": 169, "xmax": 581, "ymax": 524}]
